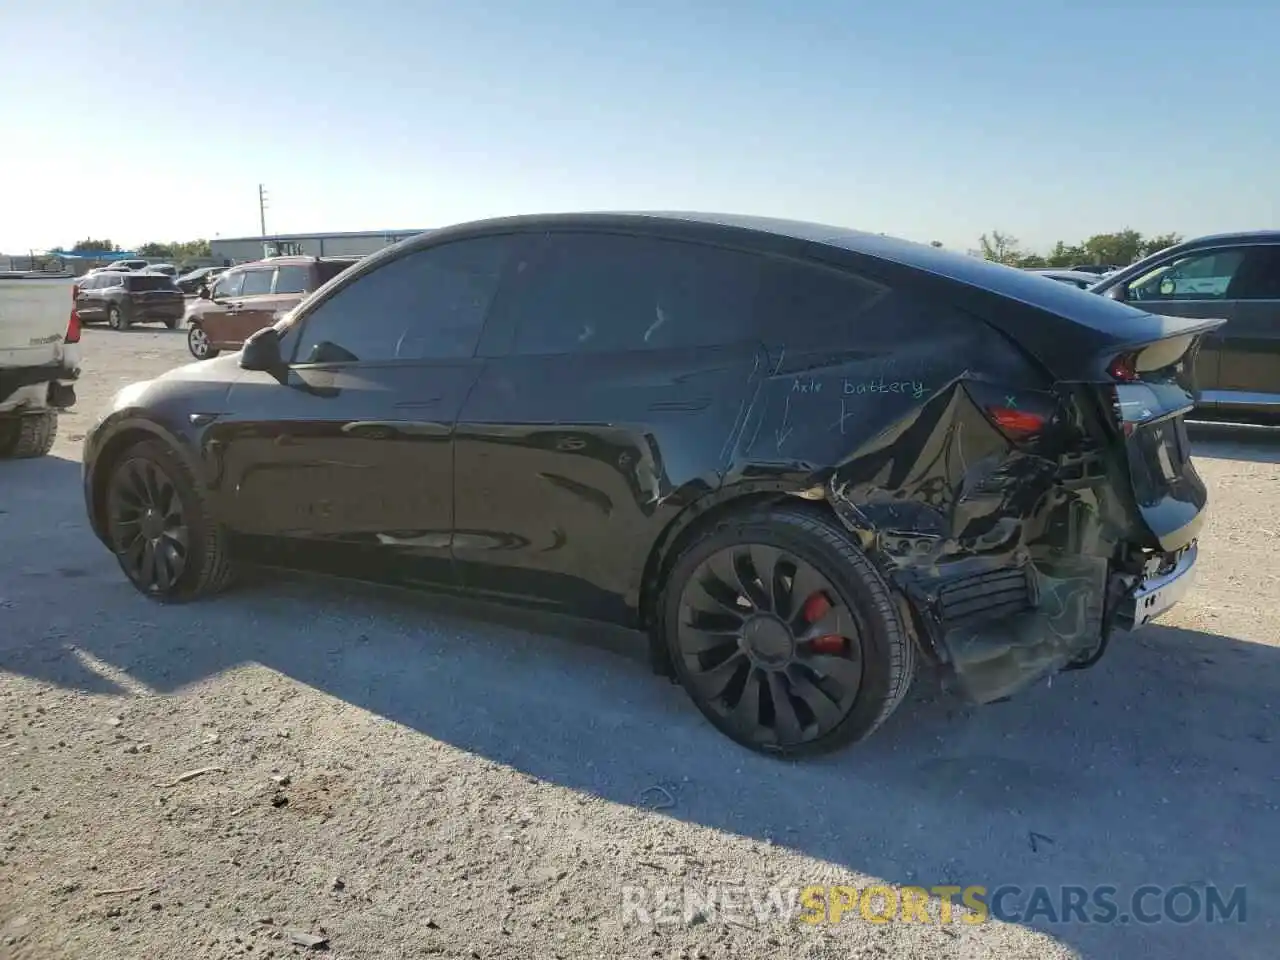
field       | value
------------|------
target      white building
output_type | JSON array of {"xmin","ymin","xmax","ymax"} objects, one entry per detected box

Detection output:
[{"xmin": 210, "ymin": 229, "xmax": 431, "ymax": 265}]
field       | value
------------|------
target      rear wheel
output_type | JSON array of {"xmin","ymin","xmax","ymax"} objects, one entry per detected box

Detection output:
[
  {"xmin": 187, "ymin": 322, "xmax": 218, "ymax": 359},
  {"xmin": 164, "ymin": 316, "xmax": 180, "ymax": 330},
  {"xmin": 107, "ymin": 304, "xmax": 130, "ymax": 331},
  {"xmin": 660, "ymin": 506, "xmax": 915, "ymax": 756},
  {"xmin": 0, "ymin": 411, "xmax": 57, "ymax": 459},
  {"xmin": 104, "ymin": 440, "xmax": 235, "ymax": 601}
]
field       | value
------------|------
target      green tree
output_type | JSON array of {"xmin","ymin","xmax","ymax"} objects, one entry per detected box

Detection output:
[
  {"xmin": 135, "ymin": 239, "xmax": 212, "ymax": 262},
  {"xmin": 137, "ymin": 241, "xmax": 173, "ymax": 258},
  {"xmin": 977, "ymin": 231, "xmax": 1026, "ymax": 266},
  {"xmin": 1081, "ymin": 229, "xmax": 1145, "ymax": 267},
  {"xmin": 1139, "ymin": 232, "xmax": 1183, "ymax": 258},
  {"xmin": 68, "ymin": 238, "xmax": 119, "ymax": 253}
]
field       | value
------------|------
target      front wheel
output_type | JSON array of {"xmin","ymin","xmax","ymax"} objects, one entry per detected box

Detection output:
[
  {"xmin": 107, "ymin": 305, "xmax": 130, "ymax": 331},
  {"xmin": 659, "ymin": 506, "xmax": 915, "ymax": 757},
  {"xmin": 104, "ymin": 440, "xmax": 235, "ymax": 601},
  {"xmin": 187, "ymin": 323, "xmax": 218, "ymax": 359}
]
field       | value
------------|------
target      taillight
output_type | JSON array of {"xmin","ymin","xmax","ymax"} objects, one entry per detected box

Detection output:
[
  {"xmin": 1107, "ymin": 352, "xmax": 1140, "ymax": 382},
  {"xmin": 985, "ymin": 405, "xmax": 1049, "ymax": 442},
  {"xmin": 66, "ymin": 284, "xmax": 82, "ymax": 344}
]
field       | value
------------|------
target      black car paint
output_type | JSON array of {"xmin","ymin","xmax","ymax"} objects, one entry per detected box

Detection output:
[{"xmin": 83, "ymin": 213, "xmax": 1215, "ymax": 705}]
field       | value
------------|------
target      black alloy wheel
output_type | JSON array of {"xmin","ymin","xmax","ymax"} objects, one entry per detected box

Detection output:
[
  {"xmin": 663, "ymin": 507, "xmax": 915, "ymax": 756},
  {"xmin": 107, "ymin": 456, "xmax": 191, "ymax": 595}
]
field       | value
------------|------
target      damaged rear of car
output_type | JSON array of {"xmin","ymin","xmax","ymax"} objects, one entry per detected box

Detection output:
[{"xmin": 654, "ymin": 217, "xmax": 1215, "ymax": 754}]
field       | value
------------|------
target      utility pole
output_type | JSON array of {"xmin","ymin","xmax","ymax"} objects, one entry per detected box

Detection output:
[{"xmin": 258, "ymin": 183, "xmax": 269, "ymax": 237}]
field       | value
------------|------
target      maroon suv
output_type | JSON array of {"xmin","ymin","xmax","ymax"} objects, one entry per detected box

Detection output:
[{"xmin": 185, "ymin": 256, "xmax": 359, "ymax": 359}]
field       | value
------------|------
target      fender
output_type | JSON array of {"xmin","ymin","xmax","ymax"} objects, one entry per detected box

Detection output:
[{"xmin": 82, "ymin": 412, "xmax": 208, "ymax": 545}]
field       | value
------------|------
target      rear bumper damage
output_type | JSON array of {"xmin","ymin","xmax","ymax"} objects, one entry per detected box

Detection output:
[
  {"xmin": 1115, "ymin": 542, "xmax": 1197, "ymax": 631},
  {"xmin": 824, "ymin": 377, "xmax": 1205, "ymax": 705}
]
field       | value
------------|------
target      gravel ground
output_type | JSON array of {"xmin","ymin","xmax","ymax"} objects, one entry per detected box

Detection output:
[{"xmin": 1, "ymin": 326, "xmax": 1277, "ymax": 959}]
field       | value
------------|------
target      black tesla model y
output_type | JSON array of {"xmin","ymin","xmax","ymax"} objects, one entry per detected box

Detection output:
[{"xmin": 83, "ymin": 213, "xmax": 1213, "ymax": 756}]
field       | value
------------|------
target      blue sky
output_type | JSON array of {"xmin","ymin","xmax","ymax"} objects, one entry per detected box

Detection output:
[{"xmin": 2, "ymin": 0, "xmax": 1276, "ymax": 254}]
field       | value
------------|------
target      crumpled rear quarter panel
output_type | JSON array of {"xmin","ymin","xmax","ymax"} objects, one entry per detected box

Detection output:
[{"xmin": 728, "ymin": 301, "xmax": 1136, "ymax": 703}]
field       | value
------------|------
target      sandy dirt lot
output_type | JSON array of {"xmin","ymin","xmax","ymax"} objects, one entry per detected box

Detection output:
[{"xmin": 1, "ymin": 326, "xmax": 1277, "ymax": 959}]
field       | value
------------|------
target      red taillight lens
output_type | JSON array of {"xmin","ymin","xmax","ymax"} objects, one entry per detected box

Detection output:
[
  {"xmin": 1108, "ymin": 353, "xmax": 1140, "ymax": 382},
  {"xmin": 986, "ymin": 406, "xmax": 1048, "ymax": 441},
  {"xmin": 66, "ymin": 285, "xmax": 82, "ymax": 344}
]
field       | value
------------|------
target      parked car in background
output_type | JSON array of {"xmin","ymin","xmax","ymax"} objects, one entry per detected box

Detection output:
[
  {"xmin": 145, "ymin": 263, "xmax": 179, "ymax": 278},
  {"xmin": 0, "ymin": 274, "xmax": 80, "ymax": 458},
  {"xmin": 184, "ymin": 255, "xmax": 359, "ymax": 359},
  {"xmin": 1069, "ymin": 263, "xmax": 1120, "ymax": 276},
  {"xmin": 87, "ymin": 258, "xmax": 149, "ymax": 275},
  {"xmin": 83, "ymin": 212, "xmax": 1214, "ymax": 756},
  {"xmin": 176, "ymin": 266, "xmax": 224, "ymax": 296},
  {"xmin": 74, "ymin": 270, "xmax": 185, "ymax": 330},
  {"xmin": 1026, "ymin": 268, "xmax": 1101, "ymax": 289},
  {"xmin": 1090, "ymin": 230, "xmax": 1280, "ymax": 418}
]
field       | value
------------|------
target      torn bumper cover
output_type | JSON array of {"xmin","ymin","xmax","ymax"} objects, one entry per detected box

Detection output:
[{"xmin": 826, "ymin": 376, "xmax": 1205, "ymax": 705}]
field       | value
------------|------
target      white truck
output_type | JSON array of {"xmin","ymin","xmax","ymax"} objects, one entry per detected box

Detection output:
[{"xmin": 0, "ymin": 274, "xmax": 81, "ymax": 458}]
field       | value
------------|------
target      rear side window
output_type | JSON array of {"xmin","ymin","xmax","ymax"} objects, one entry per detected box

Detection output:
[
  {"xmin": 754, "ymin": 258, "xmax": 890, "ymax": 341},
  {"xmin": 506, "ymin": 233, "xmax": 759, "ymax": 356},
  {"xmin": 240, "ymin": 269, "xmax": 274, "ymax": 296},
  {"xmin": 273, "ymin": 265, "xmax": 310, "ymax": 294},
  {"xmin": 124, "ymin": 274, "xmax": 176, "ymax": 291},
  {"xmin": 317, "ymin": 260, "xmax": 356, "ymax": 284},
  {"xmin": 1225, "ymin": 246, "xmax": 1280, "ymax": 300},
  {"xmin": 292, "ymin": 236, "xmax": 513, "ymax": 364}
]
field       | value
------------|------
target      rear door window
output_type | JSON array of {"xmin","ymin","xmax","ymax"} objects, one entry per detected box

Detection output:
[
  {"xmin": 754, "ymin": 258, "xmax": 891, "ymax": 342},
  {"xmin": 504, "ymin": 233, "xmax": 760, "ymax": 355},
  {"xmin": 1224, "ymin": 246, "xmax": 1280, "ymax": 301},
  {"xmin": 273, "ymin": 265, "xmax": 310, "ymax": 295},
  {"xmin": 240, "ymin": 269, "xmax": 275, "ymax": 296}
]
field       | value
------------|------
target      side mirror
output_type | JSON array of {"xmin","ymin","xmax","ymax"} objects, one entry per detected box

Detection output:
[
  {"xmin": 1104, "ymin": 284, "xmax": 1128, "ymax": 302},
  {"xmin": 240, "ymin": 326, "xmax": 285, "ymax": 373},
  {"xmin": 199, "ymin": 284, "xmax": 213, "ymax": 300}
]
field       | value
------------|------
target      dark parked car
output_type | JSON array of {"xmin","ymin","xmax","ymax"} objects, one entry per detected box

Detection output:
[
  {"xmin": 175, "ymin": 266, "xmax": 225, "ymax": 296},
  {"xmin": 74, "ymin": 270, "xmax": 185, "ymax": 330},
  {"xmin": 1090, "ymin": 230, "xmax": 1280, "ymax": 417},
  {"xmin": 82, "ymin": 213, "xmax": 1214, "ymax": 756},
  {"xmin": 184, "ymin": 256, "xmax": 359, "ymax": 359}
]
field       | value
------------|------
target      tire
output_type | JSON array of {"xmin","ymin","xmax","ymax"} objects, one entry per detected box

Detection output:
[
  {"xmin": 165, "ymin": 316, "xmax": 180, "ymax": 330},
  {"xmin": 658, "ymin": 504, "xmax": 915, "ymax": 757},
  {"xmin": 187, "ymin": 322, "xmax": 218, "ymax": 360},
  {"xmin": 107, "ymin": 304, "xmax": 130, "ymax": 331},
  {"xmin": 102, "ymin": 439, "xmax": 235, "ymax": 602},
  {"xmin": 0, "ymin": 411, "xmax": 57, "ymax": 459}
]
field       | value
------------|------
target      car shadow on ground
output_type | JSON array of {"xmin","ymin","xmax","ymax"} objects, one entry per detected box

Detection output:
[{"xmin": 2, "ymin": 454, "xmax": 1276, "ymax": 958}]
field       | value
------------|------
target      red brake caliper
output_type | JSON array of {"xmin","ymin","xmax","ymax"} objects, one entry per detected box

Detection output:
[{"xmin": 800, "ymin": 593, "xmax": 846, "ymax": 654}]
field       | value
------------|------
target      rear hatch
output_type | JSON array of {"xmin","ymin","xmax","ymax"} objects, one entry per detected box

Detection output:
[{"xmin": 125, "ymin": 274, "xmax": 183, "ymax": 308}]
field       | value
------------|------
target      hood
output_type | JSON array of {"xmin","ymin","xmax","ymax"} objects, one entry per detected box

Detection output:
[{"xmin": 107, "ymin": 353, "xmax": 242, "ymax": 416}]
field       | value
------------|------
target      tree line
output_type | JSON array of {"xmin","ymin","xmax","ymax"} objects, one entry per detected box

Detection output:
[
  {"xmin": 968, "ymin": 229, "xmax": 1183, "ymax": 269},
  {"xmin": 56, "ymin": 238, "xmax": 212, "ymax": 260}
]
